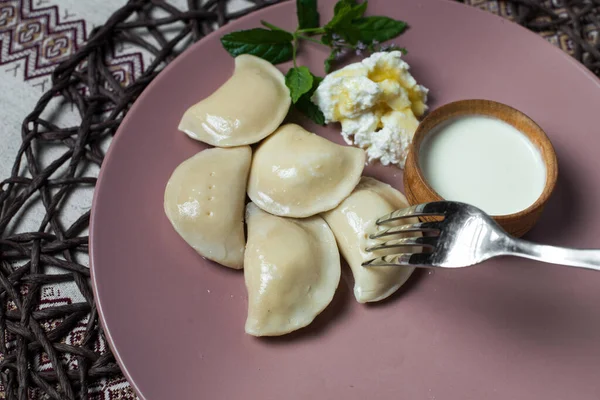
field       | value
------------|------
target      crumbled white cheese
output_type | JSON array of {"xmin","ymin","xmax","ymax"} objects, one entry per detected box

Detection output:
[
  {"xmin": 311, "ymin": 74, "xmax": 381, "ymax": 122},
  {"xmin": 311, "ymin": 51, "xmax": 428, "ymax": 168},
  {"xmin": 355, "ymin": 110, "xmax": 419, "ymax": 167},
  {"xmin": 340, "ymin": 113, "xmax": 379, "ymax": 144}
]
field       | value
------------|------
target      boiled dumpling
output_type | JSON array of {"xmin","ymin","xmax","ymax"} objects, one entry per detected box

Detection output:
[
  {"xmin": 244, "ymin": 203, "xmax": 340, "ymax": 336},
  {"xmin": 164, "ymin": 146, "xmax": 251, "ymax": 269},
  {"xmin": 178, "ymin": 54, "xmax": 290, "ymax": 147},
  {"xmin": 322, "ymin": 177, "xmax": 420, "ymax": 303},
  {"xmin": 247, "ymin": 124, "xmax": 365, "ymax": 218}
]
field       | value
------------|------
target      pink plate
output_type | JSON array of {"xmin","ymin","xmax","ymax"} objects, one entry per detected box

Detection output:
[{"xmin": 90, "ymin": 1, "xmax": 600, "ymax": 399}]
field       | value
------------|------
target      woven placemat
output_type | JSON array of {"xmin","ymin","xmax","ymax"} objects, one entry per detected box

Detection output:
[{"xmin": 0, "ymin": 1, "xmax": 598, "ymax": 399}]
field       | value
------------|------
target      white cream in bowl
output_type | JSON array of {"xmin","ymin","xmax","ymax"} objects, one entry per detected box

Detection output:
[{"xmin": 419, "ymin": 115, "xmax": 546, "ymax": 216}]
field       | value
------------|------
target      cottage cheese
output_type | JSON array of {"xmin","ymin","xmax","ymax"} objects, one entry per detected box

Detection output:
[{"xmin": 311, "ymin": 51, "xmax": 428, "ymax": 168}]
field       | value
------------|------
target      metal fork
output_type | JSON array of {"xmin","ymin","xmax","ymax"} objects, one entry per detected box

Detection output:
[{"xmin": 362, "ymin": 201, "xmax": 600, "ymax": 271}]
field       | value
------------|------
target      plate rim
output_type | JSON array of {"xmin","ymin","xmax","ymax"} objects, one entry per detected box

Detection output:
[{"xmin": 89, "ymin": 1, "xmax": 600, "ymax": 398}]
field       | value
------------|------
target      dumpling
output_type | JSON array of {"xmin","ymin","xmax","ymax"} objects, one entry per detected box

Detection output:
[
  {"xmin": 247, "ymin": 124, "xmax": 365, "ymax": 218},
  {"xmin": 178, "ymin": 54, "xmax": 290, "ymax": 147},
  {"xmin": 244, "ymin": 203, "xmax": 340, "ymax": 336},
  {"xmin": 164, "ymin": 146, "xmax": 251, "ymax": 269},
  {"xmin": 322, "ymin": 177, "xmax": 420, "ymax": 303}
]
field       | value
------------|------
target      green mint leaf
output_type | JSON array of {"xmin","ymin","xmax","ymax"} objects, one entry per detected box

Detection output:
[
  {"xmin": 295, "ymin": 75, "xmax": 325, "ymax": 125},
  {"xmin": 325, "ymin": 1, "xmax": 367, "ymax": 45},
  {"xmin": 340, "ymin": 24, "xmax": 362, "ymax": 45},
  {"xmin": 355, "ymin": 16, "xmax": 407, "ymax": 43},
  {"xmin": 296, "ymin": 100, "xmax": 326, "ymax": 125},
  {"xmin": 326, "ymin": 1, "xmax": 366, "ymax": 30},
  {"xmin": 297, "ymin": 0, "xmax": 320, "ymax": 29},
  {"xmin": 286, "ymin": 66, "xmax": 314, "ymax": 103},
  {"xmin": 312, "ymin": 76, "xmax": 324, "ymax": 87},
  {"xmin": 221, "ymin": 29, "xmax": 294, "ymax": 64},
  {"xmin": 346, "ymin": 0, "xmax": 368, "ymax": 20},
  {"xmin": 333, "ymin": 0, "xmax": 356, "ymax": 14}
]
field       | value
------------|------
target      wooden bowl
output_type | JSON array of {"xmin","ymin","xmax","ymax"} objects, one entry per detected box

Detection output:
[{"xmin": 403, "ymin": 99, "xmax": 558, "ymax": 237}]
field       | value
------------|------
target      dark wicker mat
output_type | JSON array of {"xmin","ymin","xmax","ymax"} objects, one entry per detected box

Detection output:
[{"xmin": 0, "ymin": 1, "xmax": 598, "ymax": 399}]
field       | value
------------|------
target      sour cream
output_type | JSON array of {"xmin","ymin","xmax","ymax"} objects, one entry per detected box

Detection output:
[{"xmin": 419, "ymin": 115, "xmax": 546, "ymax": 215}]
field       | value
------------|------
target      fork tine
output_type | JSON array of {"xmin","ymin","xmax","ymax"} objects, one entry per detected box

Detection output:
[
  {"xmin": 362, "ymin": 252, "xmax": 436, "ymax": 268},
  {"xmin": 365, "ymin": 236, "xmax": 437, "ymax": 252},
  {"xmin": 376, "ymin": 202, "xmax": 451, "ymax": 225},
  {"xmin": 370, "ymin": 221, "xmax": 442, "ymax": 239}
]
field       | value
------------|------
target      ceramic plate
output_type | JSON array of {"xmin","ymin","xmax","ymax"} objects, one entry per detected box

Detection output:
[{"xmin": 90, "ymin": 1, "xmax": 600, "ymax": 399}]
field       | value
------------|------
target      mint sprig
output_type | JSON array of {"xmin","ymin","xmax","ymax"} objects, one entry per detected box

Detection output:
[
  {"xmin": 297, "ymin": 0, "xmax": 320, "ymax": 29},
  {"xmin": 355, "ymin": 16, "xmax": 407, "ymax": 43},
  {"xmin": 324, "ymin": 0, "xmax": 367, "ymax": 45},
  {"xmin": 286, "ymin": 66, "xmax": 313, "ymax": 103},
  {"xmin": 295, "ymin": 75, "xmax": 325, "ymax": 125},
  {"xmin": 220, "ymin": 0, "xmax": 409, "ymax": 124},
  {"xmin": 333, "ymin": 0, "xmax": 357, "ymax": 14},
  {"xmin": 220, "ymin": 29, "xmax": 294, "ymax": 64}
]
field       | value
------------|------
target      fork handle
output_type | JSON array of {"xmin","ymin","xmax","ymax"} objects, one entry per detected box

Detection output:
[{"xmin": 505, "ymin": 238, "xmax": 600, "ymax": 271}]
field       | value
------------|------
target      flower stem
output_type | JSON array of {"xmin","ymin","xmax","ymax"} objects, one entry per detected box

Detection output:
[
  {"xmin": 261, "ymin": 20, "xmax": 288, "ymax": 32},
  {"xmin": 297, "ymin": 35, "xmax": 324, "ymax": 45},
  {"xmin": 292, "ymin": 35, "xmax": 298, "ymax": 67},
  {"xmin": 297, "ymin": 27, "xmax": 326, "ymax": 34}
]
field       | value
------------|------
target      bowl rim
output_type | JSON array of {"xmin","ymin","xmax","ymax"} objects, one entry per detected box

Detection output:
[{"xmin": 407, "ymin": 99, "xmax": 559, "ymax": 220}]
